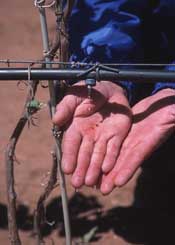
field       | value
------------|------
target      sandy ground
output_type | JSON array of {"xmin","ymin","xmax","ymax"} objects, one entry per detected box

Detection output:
[{"xmin": 1, "ymin": 1, "xmax": 175, "ymax": 245}]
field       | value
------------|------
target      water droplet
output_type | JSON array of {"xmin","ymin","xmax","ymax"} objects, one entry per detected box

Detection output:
[{"xmin": 75, "ymin": 188, "xmax": 79, "ymax": 193}]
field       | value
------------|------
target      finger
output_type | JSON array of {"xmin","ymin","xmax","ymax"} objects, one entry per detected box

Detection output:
[
  {"xmin": 113, "ymin": 90, "xmax": 175, "ymax": 187},
  {"xmin": 74, "ymin": 94, "xmax": 106, "ymax": 117},
  {"xmin": 114, "ymin": 150, "xmax": 144, "ymax": 187},
  {"xmin": 71, "ymin": 136, "xmax": 94, "ymax": 188},
  {"xmin": 95, "ymin": 175, "xmax": 103, "ymax": 189},
  {"xmin": 61, "ymin": 127, "xmax": 82, "ymax": 174},
  {"xmin": 100, "ymin": 139, "xmax": 130, "ymax": 194},
  {"xmin": 85, "ymin": 137, "xmax": 107, "ymax": 186},
  {"xmin": 99, "ymin": 125, "xmax": 149, "ymax": 194},
  {"xmin": 100, "ymin": 170, "xmax": 117, "ymax": 195},
  {"xmin": 74, "ymin": 98, "xmax": 101, "ymax": 117},
  {"xmin": 100, "ymin": 134, "xmax": 146, "ymax": 194},
  {"xmin": 53, "ymin": 95, "xmax": 81, "ymax": 126},
  {"xmin": 114, "ymin": 127, "xmax": 173, "ymax": 187},
  {"xmin": 102, "ymin": 135, "xmax": 121, "ymax": 173},
  {"xmin": 73, "ymin": 81, "xmax": 110, "ymax": 117}
]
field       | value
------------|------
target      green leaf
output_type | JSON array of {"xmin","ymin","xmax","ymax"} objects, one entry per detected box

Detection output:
[{"xmin": 27, "ymin": 99, "xmax": 41, "ymax": 109}]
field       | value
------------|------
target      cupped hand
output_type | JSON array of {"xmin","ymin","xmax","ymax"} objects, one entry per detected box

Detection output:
[
  {"xmin": 100, "ymin": 88, "xmax": 175, "ymax": 195},
  {"xmin": 53, "ymin": 81, "xmax": 131, "ymax": 188}
]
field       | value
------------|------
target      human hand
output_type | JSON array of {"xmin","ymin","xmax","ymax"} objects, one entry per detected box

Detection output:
[
  {"xmin": 100, "ymin": 88, "xmax": 175, "ymax": 195},
  {"xmin": 53, "ymin": 81, "xmax": 131, "ymax": 188}
]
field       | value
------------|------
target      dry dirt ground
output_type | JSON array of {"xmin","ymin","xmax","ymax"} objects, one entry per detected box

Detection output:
[{"xmin": 1, "ymin": 1, "xmax": 175, "ymax": 245}]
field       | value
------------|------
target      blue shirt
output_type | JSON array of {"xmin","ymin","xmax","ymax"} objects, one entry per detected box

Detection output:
[{"xmin": 68, "ymin": 0, "xmax": 175, "ymax": 104}]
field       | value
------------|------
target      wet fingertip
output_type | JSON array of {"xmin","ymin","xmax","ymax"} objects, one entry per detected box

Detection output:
[
  {"xmin": 100, "ymin": 183, "xmax": 114, "ymax": 195},
  {"xmin": 85, "ymin": 176, "xmax": 95, "ymax": 187},
  {"xmin": 52, "ymin": 113, "xmax": 65, "ymax": 126},
  {"xmin": 101, "ymin": 189, "xmax": 110, "ymax": 196},
  {"xmin": 71, "ymin": 176, "xmax": 84, "ymax": 188},
  {"xmin": 62, "ymin": 163, "xmax": 73, "ymax": 175},
  {"xmin": 102, "ymin": 164, "xmax": 110, "ymax": 174},
  {"xmin": 114, "ymin": 174, "xmax": 127, "ymax": 187}
]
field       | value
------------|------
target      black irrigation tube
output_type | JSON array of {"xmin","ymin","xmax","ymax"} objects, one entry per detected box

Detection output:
[{"xmin": 1, "ymin": 68, "xmax": 175, "ymax": 82}]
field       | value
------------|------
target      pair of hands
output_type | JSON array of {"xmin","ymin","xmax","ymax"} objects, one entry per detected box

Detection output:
[{"xmin": 53, "ymin": 81, "xmax": 175, "ymax": 195}]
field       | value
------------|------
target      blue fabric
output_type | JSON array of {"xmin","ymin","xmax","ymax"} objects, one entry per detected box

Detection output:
[
  {"xmin": 152, "ymin": 62, "xmax": 175, "ymax": 94},
  {"xmin": 68, "ymin": 0, "xmax": 175, "ymax": 104}
]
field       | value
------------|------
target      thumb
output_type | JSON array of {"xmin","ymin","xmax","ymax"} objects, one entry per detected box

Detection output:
[
  {"xmin": 52, "ymin": 94, "xmax": 82, "ymax": 126},
  {"xmin": 74, "ymin": 96, "xmax": 106, "ymax": 117},
  {"xmin": 53, "ymin": 84, "xmax": 107, "ymax": 124}
]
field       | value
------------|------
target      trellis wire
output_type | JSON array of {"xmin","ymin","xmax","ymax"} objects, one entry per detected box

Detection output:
[
  {"xmin": 1, "ymin": 58, "xmax": 175, "ymax": 67},
  {"xmin": 37, "ymin": 3, "xmax": 71, "ymax": 245},
  {"xmin": 34, "ymin": 0, "xmax": 56, "ymax": 8}
]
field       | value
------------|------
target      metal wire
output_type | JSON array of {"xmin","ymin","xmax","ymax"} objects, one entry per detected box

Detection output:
[
  {"xmin": 34, "ymin": 0, "xmax": 56, "ymax": 8},
  {"xmin": 1, "ymin": 59, "xmax": 175, "ymax": 67}
]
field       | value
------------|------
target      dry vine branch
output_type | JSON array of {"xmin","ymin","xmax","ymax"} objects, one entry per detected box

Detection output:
[
  {"xmin": 47, "ymin": 0, "xmax": 75, "ymax": 61},
  {"xmin": 34, "ymin": 151, "xmax": 58, "ymax": 245},
  {"xmin": 5, "ymin": 1, "xmax": 75, "ymax": 244},
  {"xmin": 5, "ymin": 80, "xmax": 39, "ymax": 245}
]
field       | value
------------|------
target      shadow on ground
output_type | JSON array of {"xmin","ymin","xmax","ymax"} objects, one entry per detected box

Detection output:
[
  {"xmin": 1, "ymin": 194, "xmax": 175, "ymax": 244},
  {"xmin": 1, "ymin": 136, "xmax": 175, "ymax": 244}
]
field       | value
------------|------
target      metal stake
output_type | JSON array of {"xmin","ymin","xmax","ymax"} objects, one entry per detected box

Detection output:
[{"xmin": 38, "ymin": 5, "xmax": 71, "ymax": 245}]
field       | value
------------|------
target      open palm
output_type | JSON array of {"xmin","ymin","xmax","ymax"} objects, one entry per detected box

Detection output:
[
  {"xmin": 53, "ymin": 81, "xmax": 132, "ymax": 188},
  {"xmin": 100, "ymin": 88, "xmax": 175, "ymax": 194}
]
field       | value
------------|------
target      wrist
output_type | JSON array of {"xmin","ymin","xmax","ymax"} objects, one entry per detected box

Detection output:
[
  {"xmin": 105, "ymin": 81, "xmax": 131, "ymax": 107},
  {"xmin": 101, "ymin": 80, "xmax": 127, "ymax": 97},
  {"xmin": 155, "ymin": 88, "xmax": 175, "ymax": 96}
]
